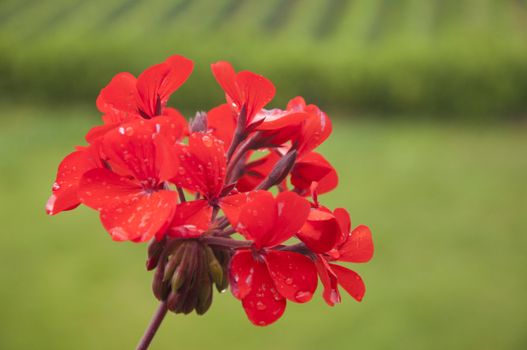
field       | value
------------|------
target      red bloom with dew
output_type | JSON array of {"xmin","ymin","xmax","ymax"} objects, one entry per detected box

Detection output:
[{"xmin": 46, "ymin": 55, "xmax": 374, "ymax": 349}]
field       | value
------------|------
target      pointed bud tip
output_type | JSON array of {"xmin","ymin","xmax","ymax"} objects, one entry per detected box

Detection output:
[{"xmin": 189, "ymin": 111, "xmax": 208, "ymax": 133}]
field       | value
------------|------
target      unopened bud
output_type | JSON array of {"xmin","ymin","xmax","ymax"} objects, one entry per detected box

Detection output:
[
  {"xmin": 196, "ymin": 284, "xmax": 213, "ymax": 315},
  {"xmin": 166, "ymin": 291, "xmax": 182, "ymax": 312},
  {"xmin": 171, "ymin": 266, "xmax": 186, "ymax": 292},
  {"xmin": 189, "ymin": 111, "xmax": 208, "ymax": 133},
  {"xmin": 204, "ymin": 246, "xmax": 224, "ymax": 288},
  {"xmin": 256, "ymin": 150, "xmax": 297, "ymax": 190},
  {"xmin": 146, "ymin": 237, "xmax": 166, "ymax": 271},
  {"xmin": 163, "ymin": 245, "xmax": 186, "ymax": 282},
  {"xmin": 181, "ymin": 292, "xmax": 198, "ymax": 315},
  {"xmin": 212, "ymin": 247, "xmax": 231, "ymax": 292},
  {"xmin": 152, "ymin": 258, "xmax": 170, "ymax": 301}
]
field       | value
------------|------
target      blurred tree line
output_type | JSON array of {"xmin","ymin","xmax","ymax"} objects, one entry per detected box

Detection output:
[{"xmin": 1, "ymin": 0, "xmax": 526, "ymax": 118}]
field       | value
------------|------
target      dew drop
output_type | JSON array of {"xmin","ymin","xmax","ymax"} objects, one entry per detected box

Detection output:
[
  {"xmin": 285, "ymin": 278, "xmax": 293, "ymax": 285},
  {"xmin": 256, "ymin": 301, "xmax": 267, "ymax": 310},
  {"xmin": 118, "ymin": 126, "xmax": 125, "ymax": 135},
  {"xmin": 330, "ymin": 290, "xmax": 341, "ymax": 304},
  {"xmin": 294, "ymin": 291, "xmax": 312, "ymax": 302},
  {"xmin": 202, "ymin": 135, "xmax": 213, "ymax": 147},
  {"xmin": 52, "ymin": 182, "xmax": 61, "ymax": 191},
  {"xmin": 277, "ymin": 202, "xmax": 284, "ymax": 216},
  {"xmin": 125, "ymin": 126, "xmax": 134, "ymax": 136}
]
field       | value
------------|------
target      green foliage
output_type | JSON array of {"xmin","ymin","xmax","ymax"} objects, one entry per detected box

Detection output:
[{"xmin": 1, "ymin": 0, "xmax": 527, "ymax": 116}]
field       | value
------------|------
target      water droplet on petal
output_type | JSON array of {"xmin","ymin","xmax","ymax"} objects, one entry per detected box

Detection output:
[
  {"xmin": 118, "ymin": 126, "xmax": 125, "ymax": 135},
  {"xmin": 256, "ymin": 301, "xmax": 267, "ymax": 310},
  {"xmin": 202, "ymin": 135, "xmax": 213, "ymax": 147},
  {"xmin": 295, "ymin": 291, "xmax": 312, "ymax": 303},
  {"xmin": 125, "ymin": 126, "xmax": 134, "ymax": 136},
  {"xmin": 277, "ymin": 202, "xmax": 284, "ymax": 216},
  {"xmin": 330, "ymin": 290, "xmax": 341, "ymax": 304},
  {"xmin": 52, "ymin": 182, "xmax": 61, "ymax": 191},
  {"xmin": 285, "ymin": 278, "xmax": 293, "ymax": 285}
]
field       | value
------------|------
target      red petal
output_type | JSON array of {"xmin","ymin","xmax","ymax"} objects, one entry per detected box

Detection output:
[
  {"xmin": 257, "ymin": 111, "xmax": 307, "ymax": 130},
  {"xmin": 291, "ymin": 152, "xmax": 338, "ymax": 195},
  {"xmin": 156, "ymin": 108, "xmax": 188, "ymax": 143},
  {"xmin": 315, "ymin": 257, "xmax": 341, "ymax": 306},
  {"xmin": 229, "ymin": 250, "xmax": 255, "ymax": 300},
  {"xmin": 211, "ymin": 62, "xmax": 275, "ymax": 125},
  {"xmin": 136, "ymin": 55, "xmax": 193, "ymax": 117},
  {"xmin": 338, "ymin": 225, "xmax": 374, "ymax": 263},
  {"xmin": 268, "ymin": 191, "xmax": 311, "ymax": 247},
  {"xmin": 171, "ymin": 133, "xmax": 226, "ymax": 199},
  {"xmin": 236, "ymin": 71, "xmax": 275, "ymax": 124},
  {"xmin": 296, "ymin": 103, "xmax": 332, "ymax": 156},
  {"xmin": 286, "ymin": 96, "xmax": 306, "ymax": 111},
  {"xmin": 169, "ymin": 199, "xmax": 212, "ymax": 233},
  {"xmin": 241, "ymin": 257, "xmax": 286, "ymax": 326},
  {"xmin": 100, "ymin": 190, "xmax": 178, "ymax": 242},
  {"xmin": 46, "ymin": 149, "xmax": 99, "ymax": 215},
  {"xmin": 211, "ymin": 61, "xmax": 241, "ymax": 108},
  {"xmin": 297, "ymin": 208, "xmax": 340, "ymax": 253},
  {"xmin": 85, "ymin": 123, "xmax": 118, "ymax": 144},
  {"xmin": 78, "ymin": 168, "xmax": 141, "ymax": 210},
  {"xmin": 236, "ymin": 192, "xmax": 276, "ymax": 247},
  {"xmin": 333, "ymin": 207, "xmax": 351, "ymax": 239},
  {"xmin": 220, "ymin": 190, "xmax": 268, "ymax": 229},
  {"xmin": 102, "ymin": 120, "xmax": 177, "ymax": 182},
  {"xmin": 207, "ymin": 104, "xmax": 237, "ymax": 150},
  {"xmin": 265, "ymin": 251, "xmax": 317, "ymax": 303},
  {"xmin": 96, "ymin": 72, "xmax": 138, "ymax": 115},
  {"xmin": 255, "ymin": 111, "xmax": 308, "ymax": 147},
  {"xmin": 333, "ymin": 207, "xmax": 351, "ymax": 246},
  {"xmin": 330, "ymin": 264, "xmax": 366, "ymax": 302}
]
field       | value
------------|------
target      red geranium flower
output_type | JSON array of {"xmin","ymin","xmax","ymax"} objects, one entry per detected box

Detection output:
[
  {"xmin": 86, "ymin": 55, "xmax": 192, "ymax": 143},
  {"xmin": 211, "ymin": 61, "xmax": 275, "ymax": 130},
  {"xmin": 78, "ymin": 119, "xmax": 180, "ymax": 242},
  {"xmin": 97, "ymin": 55, "xmax": 193, "ymax": 119},
  {"xmin": 46, "ymin": 55, "xmax": 374, "ymax": 341},
  {"xmin": 228, "ymin": 191, "xmax": 317, "ymax": 326},
  {"xmin": 314, "ymin": 208, "xmax": 374, "ymax": 305}
]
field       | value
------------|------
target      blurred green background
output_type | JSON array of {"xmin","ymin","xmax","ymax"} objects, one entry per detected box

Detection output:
[{"xmin": 1, "ymin": 0, "xmax": 526, "ymax": 349}]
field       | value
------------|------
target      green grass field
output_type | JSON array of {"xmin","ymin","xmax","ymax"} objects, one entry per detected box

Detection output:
[{"xmin": 0, "ymin": 105, "xmax": 525, "ymax": 349}]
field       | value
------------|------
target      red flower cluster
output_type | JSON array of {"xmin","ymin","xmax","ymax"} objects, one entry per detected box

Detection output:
[{"xmin": 47, "ymin": 55, "xmax": 373, "ymax": 326}]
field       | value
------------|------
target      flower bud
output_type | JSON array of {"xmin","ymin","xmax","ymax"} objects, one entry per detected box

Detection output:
[
  {"xmin": 189, "ymin": 111, "xmax": 208, "ymax": 133},
  {"xmin": 204, "ymin": 246, "xmax": 224, "ymax": 289},
  {"xmin": 166, "ymin": 291, "xmax": 182, "ymax": 312},
  {"xmin": 163, "ymin": 245, "xmax": 186, "ymax": 282},
  {"xmin": 146, "ymin": 237, "xmax": 166, "ymax": 271},
  {"xmin": 152, "ymin": 257, "xmax": 170, "ymax": 301},
  {"xmin": 171, "ymin": 265, "xmax": 186, "ymax": 292},
  {"xmin": 256, "ymin": 150, "xmax": 297, "ymax": 190},
  {"xmin": 150, "ymin": 239, "xmax": 233, "ymax": 315}
]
